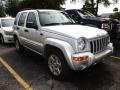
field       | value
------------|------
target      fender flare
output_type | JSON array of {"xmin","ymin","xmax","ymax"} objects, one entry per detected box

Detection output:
[{"xmin": 44, "ymin": 38, "xmax": 76, "ymax": 70}]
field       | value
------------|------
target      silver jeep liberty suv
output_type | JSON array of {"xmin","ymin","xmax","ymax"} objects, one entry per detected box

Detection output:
[{"xmin": 13, "ymin": 9, "xmax": 113, "ymax": 80}]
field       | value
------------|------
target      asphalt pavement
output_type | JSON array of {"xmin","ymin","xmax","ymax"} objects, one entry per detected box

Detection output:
[{"xmin": 0, "ymin": 44, "xmax": 120, "ymax": 90}]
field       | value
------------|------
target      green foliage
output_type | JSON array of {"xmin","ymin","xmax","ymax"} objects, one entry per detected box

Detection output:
[
  {"xmin": 0, "ymin": 5, "xmax": 5, "ymax": 17},
  {"xmin": 82, "ymin": 0, "xmax": 118, "ymax": 16},
  {"xmin": 110, "ymin": 12, "xmax": 120, "ymax": 20},
  {"xmin": 20, "ymin": 0, "xmax": 65, "ymax": 10},
  {"xmin": 113, "ymin": 7, "xmax": 118, "ymax": 12},
  {"xmin": 5, "ymin": 0, "xmax": 20, "ymax": 17},
  {"xmin": 82, "ymin": 0, "xmax": 96, "ymax": 15},
  {"xmin": 5, "ymin": 0, "xmax": 66, "ymax": 17}
]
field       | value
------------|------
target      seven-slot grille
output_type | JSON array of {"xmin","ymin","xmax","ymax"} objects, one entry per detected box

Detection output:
[{"xmin": 90, "ymin": 36, "xmax": 109, "ymax": 54}]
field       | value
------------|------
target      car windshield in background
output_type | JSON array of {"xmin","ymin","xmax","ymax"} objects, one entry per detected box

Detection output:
[
  {"xmin": 39, "ymin": 11, "xmax": 74, "ymax": 26},
  {"xmin": 77, "ymin": 10, "xmax": 96, "ymax": 18},
  {"xmin": 1, "ymin": 19, "xmax": 14, "ymax": 27}
]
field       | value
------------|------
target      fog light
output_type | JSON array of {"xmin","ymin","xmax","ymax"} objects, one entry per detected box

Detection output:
[{"xmin": 72, "ymin": 56, "xmax": 89, "ymax": 61}]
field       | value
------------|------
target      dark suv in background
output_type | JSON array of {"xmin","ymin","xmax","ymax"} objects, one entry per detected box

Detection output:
[{"xmin": 65, "ymin": 9, "xmax": 120, "ymax": 44}]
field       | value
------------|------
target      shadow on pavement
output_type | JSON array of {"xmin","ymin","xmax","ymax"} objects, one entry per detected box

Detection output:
[
  {"xmin": 113, "ymin": 44, "xmax": 120, "ymax": 57},
  {"xmin": 0, "ymin": 43, "xmax": 14, "ymax": 48},
  {"xmin": 0, "ymin": 43, "xmax": 119, "ymax": 90},
  {"xmin": 66, "ymin": 63, "xmax": 114, "ymax": 90}
]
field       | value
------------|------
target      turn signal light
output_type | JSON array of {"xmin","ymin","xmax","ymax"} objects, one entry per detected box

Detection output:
[{"xmin": 72, "ymin": 56, "xmax": 89, "ymax": 61}]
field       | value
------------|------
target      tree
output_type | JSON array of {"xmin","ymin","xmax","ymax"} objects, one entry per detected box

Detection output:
[
  {"xmin": 110, "ymin": 8, "xmax": 120, "ymax": 20},
  {"xmin": 5, "ymin": 0, "xmax": 21, "ymax": 17},
  {"xmin": 82, "ymin": 0, "xmax": 118, "ymax": 16},
  {"xmin": 0, "ymin": 5, "xmax": 5, "ymax": 17},
  {"xmin": 113, "ymin": 7, "xmax": 118, "ymax": 12},
  {"xmin": 82, "ymin": 0, "xmax": 96, "ymax": 15},
  {"xmin": 20, "ymin": 0, "xmax": 66, "ymax": 10},
  {"xmin": 110, "ymin": 12, "xmax": 120, "ymax": 20},
  {"xmin": 6, "ymin": 0, "xmax": 66, "ymax": 16}
]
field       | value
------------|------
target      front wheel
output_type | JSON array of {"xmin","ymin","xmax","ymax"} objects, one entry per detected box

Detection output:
[
  {"xmin": 47, "ymin": 49, "xmax": 72, "ymax": 80},
  {"xmin": 0, "ymin": 35, "xmax": 4, "ymax": 44},
  {"xmin": 15, "ymin": 38, "xmax": 24, "ymax": 52}
]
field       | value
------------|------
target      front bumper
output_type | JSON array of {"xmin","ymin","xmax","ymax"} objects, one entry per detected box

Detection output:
[{"xmin": 71, "ymin": 43, "xmax": 113, "ymax": 70}]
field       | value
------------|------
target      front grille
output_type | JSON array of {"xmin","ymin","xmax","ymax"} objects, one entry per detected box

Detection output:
[
  {"xmin": 5, "ymin": 31, "xmax": 13, "ymax": 35},
  {"xmin": 90, "ymin": 36, "xmax": 109, "ymax": 54}
]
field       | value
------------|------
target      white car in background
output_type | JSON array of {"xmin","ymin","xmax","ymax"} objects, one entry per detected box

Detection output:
[{"xmin": 0, "ymin": 17, "xmax": 14, "ymax": 44}]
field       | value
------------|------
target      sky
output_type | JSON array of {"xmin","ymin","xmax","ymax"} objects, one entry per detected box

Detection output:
[{"xmin": 62, "ymin": 0, "xmax": 120, "ymax": 15}]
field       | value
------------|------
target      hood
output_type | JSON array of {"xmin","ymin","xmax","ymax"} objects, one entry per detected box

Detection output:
[
  {"xmin": 42, "ymin": 25, "xmax": 107, "ymax": 39},
  {"xmin": 2, "ymin": 26, "xmax": 13, "ymax": 32}
]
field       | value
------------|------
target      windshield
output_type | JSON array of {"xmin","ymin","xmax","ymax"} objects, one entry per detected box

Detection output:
[
  {"xmin": 39, "ymin": 11, "xmax": 74, "ymax": 26},
  {"xmin": 77, "ymin": 10, "xmax": 96, "ymax": 18},
  {"xmin": 1, "ymin": 19, "xmax": 14, "ymax": 27}
]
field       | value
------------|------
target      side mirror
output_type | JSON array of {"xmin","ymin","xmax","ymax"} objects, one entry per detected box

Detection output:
[
  {"xmin": 70, "ymin": 14, "xmax": 76, "ymax": 18},
  {"xmin": 26, "ymin": 22, "xmax": 38, "ymax": 29}
]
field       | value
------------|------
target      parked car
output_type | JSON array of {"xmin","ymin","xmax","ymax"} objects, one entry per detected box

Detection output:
[
  {"xmin": 0, "ymin": 17, "xmax": 15, "ymax": 44},
  {"xmin": 65, "ymin": 9, "xmax": 120, "ymax": 43},
  {"xmin": 13, "ymin": 9, "xmax": 113, "ymax": 80}
]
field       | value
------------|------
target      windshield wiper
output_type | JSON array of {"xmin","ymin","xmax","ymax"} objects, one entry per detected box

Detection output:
[
  {"xmin": 44, "ymin": 22, "xmax": 75, "ymax": 26},
  {"xmin": 62, "ymin": 22, "xmax": 75, "ymax": 25}
]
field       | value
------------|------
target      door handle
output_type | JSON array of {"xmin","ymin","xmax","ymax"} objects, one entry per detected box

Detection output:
[
  {"xmin": 40, "ymin": 33, "xmax": 43, "ymax": 36},
  {"xmin": 16, "ymin": 27, "xmax": 19, "ymax": 30},
  {"xmin": 24, "ymin": 29, "xmax": 29, "ymax": 32}
]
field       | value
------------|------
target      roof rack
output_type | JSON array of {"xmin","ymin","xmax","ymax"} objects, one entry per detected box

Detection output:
[{"xmin": 20, "ymin": 8, "xmax": 33, "ymax": 11}]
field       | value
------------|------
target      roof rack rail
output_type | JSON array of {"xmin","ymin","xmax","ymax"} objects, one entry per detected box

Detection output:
[{"xmin": 20, "ymin": 8, "xmax": 33, "ymax": 11}]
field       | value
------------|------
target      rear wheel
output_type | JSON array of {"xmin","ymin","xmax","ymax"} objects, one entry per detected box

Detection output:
[
  {"xmin": 15, "ymin": 38, "xmax": 24, "ymax": 52},
  {"xmin": 47, "ymin": 49, "xmax": 72, "ymax": 80}
]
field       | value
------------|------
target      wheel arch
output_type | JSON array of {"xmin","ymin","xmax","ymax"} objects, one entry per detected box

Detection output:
[{"xmin": 44, "ymin": 38, "xmax": 75, "ymax": 70}]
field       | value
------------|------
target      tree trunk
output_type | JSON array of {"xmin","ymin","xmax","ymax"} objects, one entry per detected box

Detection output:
[
  {"xmin": 96, "ymin": 0, "xmax": 99, "ymax": 16},
  {"xmin": 90, "ymin": 0, "xmax": 96, "ymax": 15},
  {"xmin": 91, "ymin": 0, "xmax": 94, "ymax": 9}
]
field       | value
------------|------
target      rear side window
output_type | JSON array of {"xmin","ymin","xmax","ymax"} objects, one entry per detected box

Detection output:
[{"xmin": 18, "ymin": 12, "xmax": 27, "ymax": 26}]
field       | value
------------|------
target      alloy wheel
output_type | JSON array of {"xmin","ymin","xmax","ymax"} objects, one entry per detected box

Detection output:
[{"xmin": 48, "ymin": 54, "xmax": 62, "ymax": 76}]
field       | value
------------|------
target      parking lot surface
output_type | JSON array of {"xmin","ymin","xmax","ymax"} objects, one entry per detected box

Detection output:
[{"xmin": 0, "ymin": 44, "xmax": 120, "ymax": 90}]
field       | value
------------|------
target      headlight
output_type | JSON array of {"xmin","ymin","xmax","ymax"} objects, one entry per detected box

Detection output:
[
  {"xmin": 101, "ymin": 23, "xmax": 110, "ymax": 29},
  {"xmin": 77, "ymin": 37, "xmax": 86, "ymax": 50}
]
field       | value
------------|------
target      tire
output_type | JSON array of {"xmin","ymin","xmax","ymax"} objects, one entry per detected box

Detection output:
[
  {"xmin": 15, "ymin": 38, "xmax": 24, "ymax": 52},
  {"xmin": 0, "ymin": 35, "xmax": 4, "ymax": 45},
  {"xmin": 47, "ymin": 49, "xmax": 72, "ymax": 80}
]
